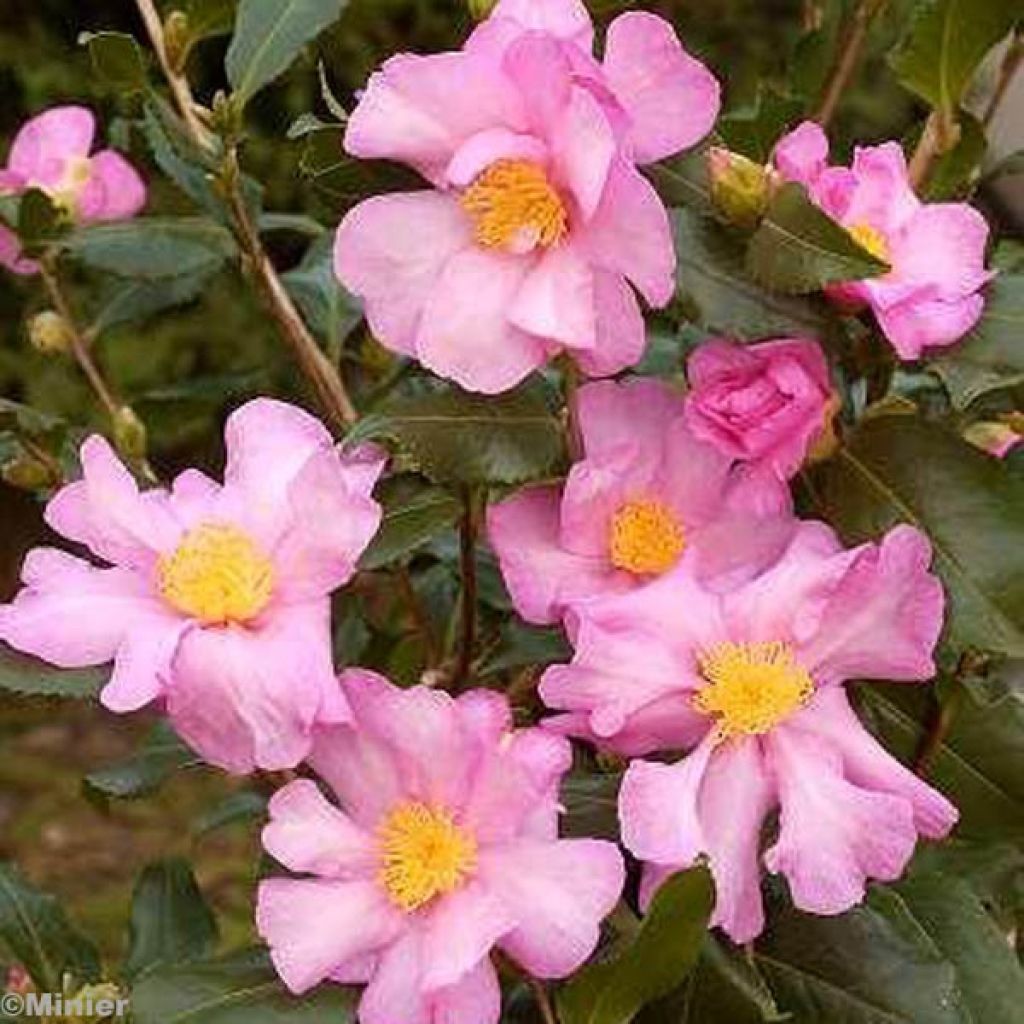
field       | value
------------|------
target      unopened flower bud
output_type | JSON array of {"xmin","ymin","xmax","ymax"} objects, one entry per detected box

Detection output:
[
  {"xmin": 2, "ymin": 453, "xmax": 58, "ymax": 492},
  {"xmin": 164, "ymin": 11, "xmax": 190, "ymax": 72},
  {"xmin": 467, "ymin": 0, "xmax": 498, "ymax": 19},
  {"xmin": 709, "ymin": 146, "xmax": 772, "ymax": 228},
  {"xmin": 113, "ymin": 406, "xmax": 148, "ymax": 461},
  {"xmin": 28, "ymin": 310, "xmax": 74, "ymax": 354},
  {"xmin": 6, "ymin": 965, "xmax": 33, "ymax": 996}
]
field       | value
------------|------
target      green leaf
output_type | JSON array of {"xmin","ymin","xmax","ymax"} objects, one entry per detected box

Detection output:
[
  {"xmin": 131, "ymin": 947, "xmax": 358, "ymax": 1023},
  {"xmin": 559, "ymin": 867, "xmax": 715, "ymax": 1024},
  {"xmin": 755, "ymin": 884, "xmax": 968, "ymax": 1024},
  {"xmin": 0, "ymin": 863, "xmax": 101, "ymax": 992},
  {"xmin": 226, "ymin": 0, "xmax": 349, "ymax": 105},
  {"xmin": 891, "ymin": 869, "xmax": 1024, "ymax": 1024},
  {"xmin": 746, "ymin": 182, "xmax": 888, "ymax": 294},
  {"xmin": 561, "ymin": 770, "xmax": 621, "ymax": 842},
  {"xmin": 478, "ymin": 621, "xmax": 570, "ymax": 677},
  {"xmin": 84, "ymin": 722, "xmax": 203, "ymax": 800},
  {"xmin": 192, "ymin": 791, "xmax": 267, "ymax": 837},
  {"xmin": 806, "ymin": 415, "xmax": 1024, "ymax": 656},
  {"xmin": 79, "ymin": 31, "xmax": 148, "ymax": 92},
  {"xmin": 281, "ymin": 234, "xmax": 361, "ymax": 346},
  {"xmin": 183, "ymin": 0, "xmax": 238, "ymax": 45},
  {"xmin": 719, "ymin": 88, "xmax": 803, "ymax": 164},
  {"xmin": 124, "ymin": 859, "xmax": 219, "ymax": 981},
  {"xmin": 93, "ymin": 272, "xmax": 215, "ymax": 335},
  {"xmin": 890, "ymin": 0, "xmax": 1018, "ymax": 115},
  {"xmin": 17, "ymin": 189, "xmax": 64, "ymax": 249},
  {"xmin": 672, "ymin": 210, "xmax": 833, "ymax": 339},
  {"xmin": 349, "ymin": 381, "xmax": 565, "ymax": 487},
  {"xmin": 0, "ymin": 644, "xmax": 106, "ymax": 699},
  {"xmin": 359, "ymin": 484, "xmax": 461, "ymax": 571},
  {"xmin": 65, "ymin": 218, "xmax": 236, "ymax": 280},
  {"xmin": 648, "ymin": 146, "xmax": 715, "ymax": 217},
  {"xmin": 931, "ymin": 273, "xmax": 1024, "ymax": 409}
]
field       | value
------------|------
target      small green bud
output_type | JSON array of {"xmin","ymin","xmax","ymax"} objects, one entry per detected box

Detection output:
[
  {"xmin": 2, "ymin": 453, "xmax": 58, "ymax": 492},
  {"xmin": 113, "ymin": 406, "xmax": 148, "ymax": 461},
  {"xmin": 28, "ymin": 310, "xmax": 75, "ymax": 355},
  {"xmin": 467, "ymin": 0, "xmax": 498, "ymax": 19},
  {"xmin": 708, "ymin": 146, "xmax": 772, "ymax": 228}
]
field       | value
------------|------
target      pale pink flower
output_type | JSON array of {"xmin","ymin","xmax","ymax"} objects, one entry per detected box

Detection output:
[
  {"xmin": 773, "ymin": 121, "xmax": 992, "ymax": 359},
  {"xmin": 2, "ymin": 106, "xmax": 147, "ymax": 224},
  {"xmin": 0, "ymin": 400, "xmax": 385, "ymax": 774},
  {"xmin": 257, "ymin": 670, "xmax": 623, "ymax": 1024},
  {"xmin": 683, "ymin": 337, "xmax": 834, "ymax": 479},
  {"xmin": 541, "ymin": 522, "xmax": 957, "ymax": 940},
  {"xmin": 488, "ymin": 377, "xmax": 793, "ymax": 626},
  {"xmin": 0, "ymin": 222, "xmax": 39, "ymax": 276},
  {"xmin": 334, "ymin": 0, "xmax": 720, "ymax": 393}
]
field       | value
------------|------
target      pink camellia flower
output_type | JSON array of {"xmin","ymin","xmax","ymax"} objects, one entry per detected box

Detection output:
[
  {"xmin": 541, "ymin": 522, "xmax": 957, "ymax": 940},
  {"xmin": 1, "ymin": 106, "xmax": 146, "ymax": 224},
  {"xmin": 773, "ymin": 121, "xmax": 992, "ymax": 360},
  {"xmin": 257, "ymin": 670, "xmax": 624, "ymax": 1024},
  {"xmin": 683, "ymin": 337, "xmax": 835, "ymax": 479},
  {"xmin": 0, "ymin": 222, "xmax": 39, "ymax": 276},
  {"xmin": 488, "ymin": 376, "xmax": 794, "ymax": 627},
  {"xmin": 334, "ymin": 0, "xmax": 720, "ymax": 393},
  {"xmin": 0, "ymin": 400, "xmax": 385, "ymax": 774}
]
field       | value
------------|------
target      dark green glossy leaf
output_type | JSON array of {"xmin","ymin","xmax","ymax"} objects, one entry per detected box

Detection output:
[
  {"xmin": 648, "ymin": 146, "xmax": 715, "ymax": 217},
  {"xmin": 558, "ymin": 867, "xmax": 715, "ymax": 1024},
  {"xmin": 807, "ymin": 415, "xmax": 1024, "ymax": 656},
  {"xmin": 348, "ymin": 381, "xmax": 565, "ymax": 487},
  {"xmin": 746, "ymin": 183, "xmax": 888, "ymax": 295},
  {"xmin": 282, "ymin": 234, "xmax": 360, "ymax": 346},
  {"xmin": 79, "ymin": 31, "xmax": 148, "ymax": 92},
  {"xmin": 359, "ymin": 484, "xmax": 461, "ymax": 571},
  {"xmin": 719, "ymin": 89, "xmax": 803, "ymax": 163},
  {"xmin": 478, "ymin": 621, "xmax": 570, "ymax": 677},
  {"xmin": 93, "ymin": 272, "xmax": 214, "ymax": 335},
  {"xmin": 130, "ymin": 947, "xmax": 358, "ymax": 1023},
  {"xmin": 192, "ymin": 791, "xmax": 267, "ymax": 837},
  {"xmin": 226, "ymin": 0, "xmax": 349, "ymax": 105},
  {"xmin": 0, "ymin": 644, "xmax": 105, "ymax": 699},
  {"xmin": 561, "ymin": 770, "xmax": 621, "ymax": 842},
  {"xmin": 0, "ymin": 863, "xmax": 101, "ymax": 992},
  {"xmin": 84, "ymin": 722, "xmax": 202, "ymax": 800},
  {"xmin": 124, "ymin": 859, "xmax": 218, "ymax": 981}
]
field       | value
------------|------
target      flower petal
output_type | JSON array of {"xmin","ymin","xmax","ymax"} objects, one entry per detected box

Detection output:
[
  {"xmin": 489, "ymin": 0, "xmax": 594, "ymax": 49},
  {"xmin": 773, "ymin": 121, "xmax": 829, "ymax": 187},
  {"xmin": 0, "ymin": 223, "xmax": 39, "ymax": 276},
  {"xmin": 874, "ymin": 291, "xmax": 986, "ymax": 359},
  {"xmin": 8, "ymin": 106, "xmax": 95, "ymax": 187},
  {"xmin": 842, "ymin": 142, "xmax": 919, "ymax": 231},
  {"xmin": 76, "ymin": 151, "xmax": 146, "ymax": 222},
  {"xmin": 508, "ymin": 241, "xmax": 596, "ymax": 350},
  {"xmin": 574, "ymin": 270, "xmax": 645, "ymax": 376}
]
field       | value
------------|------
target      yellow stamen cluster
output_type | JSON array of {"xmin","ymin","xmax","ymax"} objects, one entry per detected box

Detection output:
[
  {"xmin": 50, "ymin": 157, "xmax": 93, "ymax": 217},
  {"xmin": 848, "ymin": 221, "xmax": 890, "ymax": 264},
  {"xmin": 377, "ymin": 802, "xmax": 477, "ymax": 912},
  {"xmin": 157, "ymin": 523, "xmax": 274, "ymax": 626},
  {"xmin": 461, "ymin": 159, "xmax": 567, "ymax": 251},
  {"xmin": 609, "ymin": 499, "xmax": 686, "ymax": 576},
  {"xmin": 694, "ymin": 641, "xmax": 813, "ymax": 739}
]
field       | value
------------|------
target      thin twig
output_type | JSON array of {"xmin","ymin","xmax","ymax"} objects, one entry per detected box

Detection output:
[
  {"xmin": 908, "ymin": 109, "xmax": 958, "ymax": 191},
  {"xmin": 527, "ymin": 975, "xmax": 559, "ymax": 1024},
  {"xmin": 812, "ymin": 0, "xmax": 889, "ymax": 127},
  {"xmin": 452, "ymin": 487, "xmax": 478, "ymax": 692}
]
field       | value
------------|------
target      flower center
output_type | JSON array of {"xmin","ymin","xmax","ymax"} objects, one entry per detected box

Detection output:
[
  {"xmin": 461, "ymin": 160, "xmax": 567, "ymax": 252},
  {"xmin": 609, "ymin": 499, "xmax": 686, "ymax": 576},
  {"xmin": 377, "ymin": 802, "xmax": 477, "ymax": 912},
  {"xmin": 848, "ymin": 221, "xmax": 890, "ymax": 264},
  {"xmin": 50, "ymin": 157, "xmax": 93, "ymax": 217},
  {"xmin": 694, "ymin": 641, "xmax": 813, "ymax": 738},
  {"xmin": 157, "ymin": 523, "xmax": 274, "ymax": 626}
]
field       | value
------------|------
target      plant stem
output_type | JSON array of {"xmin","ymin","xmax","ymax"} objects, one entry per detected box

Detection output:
[
  {"xmin": 907, "ymin": 109, "xmax": 959, "ymax": 191},
  {"xmin": 398, "ymin": 566, "xmax": 440, "ymax": 667},
  {"xmin": 452, "ymin": 487, "xmax": 478, "ymax": 692},
  {"xmin": 813, "ymin": 0, "xmax": 889, "ymax": 127},
  {"xmin": 914, "ymin": 682, "xmax": 965, "ymax": 776},
  {"xmin": 528, "ymin": 976, "xmax": 559, "ymax": 1024},
  {"xmin": 134, "ymin": 0, "xmax": 358, "ymax": 433},
  {"xmin": 561, "ymin": 357, "xmax": 583, "ymax": 461}
]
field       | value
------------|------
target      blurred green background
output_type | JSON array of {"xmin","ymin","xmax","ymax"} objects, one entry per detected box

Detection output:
[{"xmin": 0, "ymin": 0, "xmax": 971, "ymax": 965}]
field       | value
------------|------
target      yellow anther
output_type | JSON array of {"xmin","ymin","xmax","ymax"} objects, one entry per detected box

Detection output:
[
  {"xmin": 848, "ymin": 222, "xmax": 890, "ymax": 264},
  {"xmin": 609, "ymin": 499, "xmax": 686, "ymax": 576}
]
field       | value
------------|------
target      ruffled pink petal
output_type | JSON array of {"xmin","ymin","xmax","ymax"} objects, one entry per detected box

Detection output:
[
  {"xmin": 874, "ymin": 290, "xmax": 986, "ymax": 358},
  {"xmin": 790, "ymin": 687, "xmax": 957, "ymax": 840},
  {"xmin": 415, "ymin": 246, "xmax": 549, "ymax": 393},
  {"xmin": 335, "ymin": 192, "xmax": 473, "ymax": 357},
  {"xmin": 8, "ymin": 106, "xmax": 95, "ymax": 187},
  {"xmin": 580, "ymin": 158, "xmax": 675, "ymax": 307},
  {"xmin": 0, "ymin": 223, "xmax": 39, "ymax": 276},
  {"xmin": 262, "ymin": 779, "xmax": 377, "ymax": 878},
  {"xmin": 0, "ymin": 548, "xmax": 161, "ymax": 668},
  {"xmin": 345, "ymin": 52, "xmax": 524, "ymax": 183},
  {"xmin": 447, "ymin": 127, "xmax": 548, "ymax": 187},
  {"xmin": 574, "ymin": 270, "xmax": 645, "ymax": 376},
  {"xmin": 167, "ymin": 601, "xmax": 342, "ymax": 774},
  {"xmin": 430, "ymin": 957, "xmax": 501, "ymax": 1024},
  {"xmin": 620, "ymin": 733, "xmax": 715, "ymax": 864},
  {"xmin": 102, "ymin": 614, "xmax": 191, "ymax": 712},
  {"xmin": 45, "ymin": 435, "xmax": 181, "ymax": 569},
  {"xmin": 166, "ymin": 468, "xmax": 221, "ymax": 527},
  {"xmin": 842, "ymin": 142, "xmax": 919, "ymax": 233},
  {"xmin": 271, "ymin": 445, "xmax": 384, "ymax": 602},
  {"xmin": 508, "ymin": 241, "xmax": 595, "ymax": 350},
  {"xmin": 75, "ymin": 151, "xmax": 146, "ymax": 222},
  {"xmin": 576, "ymin": 376, "xmax": 681, "ymax": 462},
  {"xmin": 551, "ymin": 86, "xmax": 616, "ymax": 221},
  {"xmin": 502, "ymin": 33, "xmax": 574, "ymax": 145},
  {"xmin": 765, "ymin": 725, "xmax": 917, "ymax": 915},
  {"xmin": 479, "ymin": 838, "xmax": 624, "ymax": 978},
  {"xmin": 257, "ymin": 878, "xmax": 403, "ymax": 995},
  {"xmin": 602, "ymin": 13, "xmax": 720, "ymax": 164},
  {"xmin": 773, "ymin": 121, "xmax": 829, "ymax": 187},
  {"xmin": 800, "ymin": 525, "xmax": 943, "ymax": 686},
  {"xmin": 489, "ymin": 0, "xmax": 594, "ymax": 49},
  {"xmin": 487, "ymin": 486, "xmax": 623, "ymax": 625}
]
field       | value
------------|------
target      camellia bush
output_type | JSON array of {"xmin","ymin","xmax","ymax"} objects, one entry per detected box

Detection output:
[{"xmin": 0, "ymin": 0, "xmax": 1022, "ymax": 1021}]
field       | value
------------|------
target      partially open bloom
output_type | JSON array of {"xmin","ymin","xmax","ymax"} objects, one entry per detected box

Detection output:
[
  {"xmin": 683, "ymin": 337, "xmax": 835, "ymax": 479},
  {"xmin": 334, "ymin": 0, "xmax": 720, "ymax": 393},
  {"xmin": 257, "ymin": 671, "xmax": 623, "ymax": 1024},
  {"xmin": 773, "ymin": 121, "xmax": 991, "ymax": 359},
  {"xmin": 1, "ymin": 106, "xmax": 147, "ymax": 224},
  {"xmin": 542, "ymin": 522, "xmax": 957, "ymax": 939},
  {"xmin": 0, "ymin": 400, "xmax": 385, "ymax": 773},
  {"xmin": 488, "ymin": 377, "xmax": 793, "ymax": 625}
]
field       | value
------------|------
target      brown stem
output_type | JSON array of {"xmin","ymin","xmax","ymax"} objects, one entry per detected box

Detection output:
[
  {"xmin": 913, "ymin": 682, "xmax": 965, "ymax": 776},
  {"xmin": 813, "ymin": 0, "xmax": 889, "ymax": 127},
  {"xmin": 135, "ymin": 0, "xmax": 215, "ymax": 151},
  {"xmin": 528, "ymin": 976, "xmax": 559, "ymax": 1024},
  {"xmin": 452, "ymin": 487, "xmax": 478, "ymax": 692},
  {"xmin": 982, "ymin": 31, "xmax": 1023, "ymax": 128},
  {"xmin": 908, "ymin": 109, "xmax": 959, "ymax": 192},
  {"xmin": 398, "ymin": 566, "xmax": 440, "ymax": 667}
]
